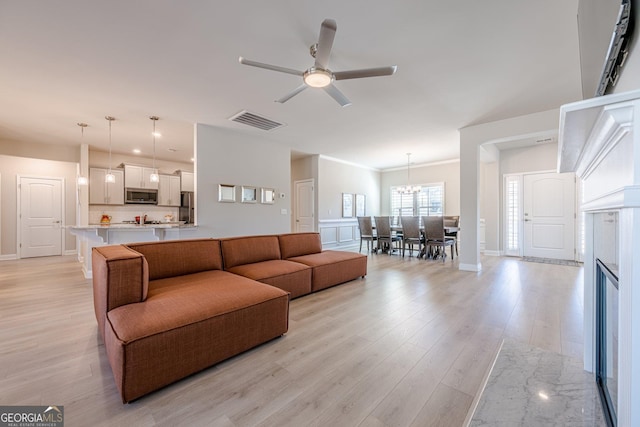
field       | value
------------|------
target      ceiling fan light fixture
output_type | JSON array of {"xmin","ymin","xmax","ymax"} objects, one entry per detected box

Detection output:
[{"xmin": 303, "ymin": 68, "xmax": 333, "ymax": 88}]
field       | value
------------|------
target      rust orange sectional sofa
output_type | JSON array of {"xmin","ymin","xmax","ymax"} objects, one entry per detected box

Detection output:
[{"xmin": 92, "ymin": 232, "xmax": 366, "ymax": 402}]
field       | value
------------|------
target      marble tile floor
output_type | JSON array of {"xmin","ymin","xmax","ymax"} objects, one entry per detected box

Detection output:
[{"xmin": 468, "ymin": 339, "xmax": 605, "ymax": 426}]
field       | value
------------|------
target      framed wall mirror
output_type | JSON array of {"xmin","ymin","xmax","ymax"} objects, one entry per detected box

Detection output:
[
  {"xmin": 261, "ymin": 188, "xmax": 276, "ymax": 204},
  {"xmin": 218, "ymin": 184, "xmax": 236, "ymax": 202},
  {"xmin": 242, "ymin": 186, "xmax": 257, "ymax": 203}
]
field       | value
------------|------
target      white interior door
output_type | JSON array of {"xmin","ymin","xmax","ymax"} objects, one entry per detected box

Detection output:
[
  {"xmin": 523, "ymin": 172, "xmax": 575, "ymax": 260},
  {"xmin": 295, "ymin": 179, "xmax": 314, "ymax": 232},
  {"xmin": 19, "ymin": 177, "xmax": 63, "ymax": 258}
]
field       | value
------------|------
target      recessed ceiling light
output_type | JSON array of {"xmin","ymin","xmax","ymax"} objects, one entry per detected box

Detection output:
[
  {"xmin": 152, "ymin": 132, "xmax": 162, "ymax": 137},
  {"xmin": 190, "ymin": 158, "xmax": 194, "ymax": 162},
  {"xmin": 133, "ymin": 149, "xmax": 141, "ymax": 154}
]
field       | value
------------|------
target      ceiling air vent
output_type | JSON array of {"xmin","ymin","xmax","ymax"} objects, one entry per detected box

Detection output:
[{"xmin": 229, "ymin": 110, "xmax": 285, "ymax": 131}]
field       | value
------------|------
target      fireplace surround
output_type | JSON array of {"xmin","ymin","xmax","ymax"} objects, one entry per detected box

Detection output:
[{"xmin": 559, "ymin": 89, "xmax": 640, "ymax": 427}]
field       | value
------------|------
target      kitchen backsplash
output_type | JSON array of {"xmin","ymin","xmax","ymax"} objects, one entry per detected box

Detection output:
[{"xmin": 89, "ymin": 205, "xmax": 180, "ymax": 224}]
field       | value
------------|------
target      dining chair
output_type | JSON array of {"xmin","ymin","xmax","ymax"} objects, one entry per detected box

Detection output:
[
  {"xmin": 423, "ymin": 215, "xmax": 455, "ymax": 262},
  {"xmin": 444, "ymin": 215, "xmax": 459, "ymax": 256},
  {"xmin": 400, "ymin": 216, "xmax": 422, "ymax": 257},
  {"xmin": 374, "ymin": 216, "xmax": 400, "ymax": 255},
  {"xmin": 357, "ymin": 216, "xmax": 377, "ymax": 253}
]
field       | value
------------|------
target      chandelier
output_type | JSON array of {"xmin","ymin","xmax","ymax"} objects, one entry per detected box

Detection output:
[{"xmin": 398, "ymin": 153, "xmax": 421, "ymax": 194}]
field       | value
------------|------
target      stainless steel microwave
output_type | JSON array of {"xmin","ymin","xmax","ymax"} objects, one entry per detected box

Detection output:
[{"xmin": 125, "ymin": 189, "xmax": 158, "ymax": 204}]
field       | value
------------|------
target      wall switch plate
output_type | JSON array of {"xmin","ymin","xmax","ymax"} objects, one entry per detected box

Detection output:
[{"xmin": 280, "ymin": 208, "xmax": 287, "ymax": 215}]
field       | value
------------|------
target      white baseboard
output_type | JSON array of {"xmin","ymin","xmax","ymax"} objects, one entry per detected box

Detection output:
[
  {"xmin": 64, "ymin": 249, "xmax": 76, "ymax": 256},
  {"xmin": 482, "ymin": 250, "xmax": 502, "ymax": 257},
  {"xmin": 0, "ymin": 254, "xmax": 17, "ymax": 261},
  {"xmin": 459, "ymin": 262, "xmax": 482, "ymax": 272}
]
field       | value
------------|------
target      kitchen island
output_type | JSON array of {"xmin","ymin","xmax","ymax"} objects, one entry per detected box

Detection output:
[{"xmin": 70, "ymin": 223, "xmax": 200, "ymax": 278}]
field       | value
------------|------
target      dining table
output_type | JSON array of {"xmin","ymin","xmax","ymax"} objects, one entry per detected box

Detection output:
[{"xmin": 370, "ymin": 225, "xmax": 460, "ymax": 257}]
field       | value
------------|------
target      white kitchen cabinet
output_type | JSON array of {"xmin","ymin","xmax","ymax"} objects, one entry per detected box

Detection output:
[
  {"xmin": 124, "ymin": 165, "xmax": 159, "ymax": 190},
  {"xmin": 158, "ymin": 175, "xmax": 181, "ymax": 206},
  {"xmin": 180, "ymin": 171, "xmax": 194, "ymax": 192},
  {"xmin": 89, "ymin": 168, "xmax": 124, "ymax": 205}
]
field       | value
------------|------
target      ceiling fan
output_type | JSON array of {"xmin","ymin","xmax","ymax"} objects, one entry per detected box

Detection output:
[{"xmin": 239, "ymin": 19, "xmax": 397, "ymax": 107}]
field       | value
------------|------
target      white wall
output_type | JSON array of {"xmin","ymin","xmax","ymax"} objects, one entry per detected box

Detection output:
[
  {"xmin": 195, "ymin": 124, "xmax": 291, "ymax": 237},
  {"xmin": 500, "ymin": 142, "xmax": 559, "ymax": 175},
  {"xmin": 459, "ymin": 109, "xmax": 560, "ymax": 271},
  {"xmin": 0, "ymin": 154, "xmax": 77, "ymax": 257},
  {"xmin": 314, "ymin": 156, "xmax": 380, "ymax": 248},
  {"xmin": 317, "ymin": 156, "xmax": 381, "ymax": 220},
  {"xmin": 480, "ymin": 161, "xmax": 499, "ymax": 254},
  {"xmin": 0, "ymin": 139, "xmax": 79, "ymax": 163},
  {"xmin": 380, "ymin": 160, "xmax": 460, "ymax": 216}
]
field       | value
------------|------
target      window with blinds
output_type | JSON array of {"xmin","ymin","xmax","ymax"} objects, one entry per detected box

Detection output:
[
  {"xmin": 504, "ymin": 174, "xmax": 522, "ymax": 256},
  {"xmin": 390, "ymin": 183, "xmax": 444, "ymax": 218}
]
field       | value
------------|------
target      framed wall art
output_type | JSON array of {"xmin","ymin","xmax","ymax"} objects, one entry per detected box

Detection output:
[
  {"xmin": 355, "ymin": 194, "xmax": 366, "ymax": 217},
  {"xmin": 218, "ymin": 184, "xmax": 236, "ymax": 202},
  {"xmin": 241, "ymin": 186, "xmax": 257, "ymax": 203},
  {"xmin": 261, "ymin": 188, "xmax": 276, "ymax": 204},
  {"xmin": 342, "ymin": 193, "xmax": 353, "ymax": 217}
]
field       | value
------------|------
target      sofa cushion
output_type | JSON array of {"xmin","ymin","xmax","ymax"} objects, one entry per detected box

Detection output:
[
  {"xmin": 226, "ymin": 260, "xmax": 312, "ymax": 298},
  {"xmin": 105, "ymin": 270, "xmax": 289, "ymax": 402},
  {"xmin": 220, "ymin": 235, "xmax": 281, "ymax": 269},
  {"xmin": 278, "ymin": 232, "xmax": 322, "ymax": 259},
  {"xmin": 287, "ymin": 250, "xmax": 367, "ymax": 292},
  {"xmin": 126, "ymin": 239, "xmax": 223, "ymax": 280}
]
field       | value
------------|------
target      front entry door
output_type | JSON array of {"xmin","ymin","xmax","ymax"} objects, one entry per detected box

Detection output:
[
  {"xmin": 523, "ymin": 172, "xmax": 575, "ymax": 260},
  {"xmin": 19, "ymin": 176, "xmax": 63, "ymax": 258},
  {"xmin": 295, "ymin": 179, "xmax": 314, "ymax": 232}
]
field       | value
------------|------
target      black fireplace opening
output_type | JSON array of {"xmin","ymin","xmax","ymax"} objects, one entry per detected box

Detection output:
[{"xmin": 596, "ymin": 258, "xmax": 619, "ymax": 427}]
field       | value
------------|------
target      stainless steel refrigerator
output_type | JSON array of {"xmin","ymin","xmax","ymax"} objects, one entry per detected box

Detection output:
[{"xmin": 179, "ymin": 192, "xmax": 194, "ymax": 224}]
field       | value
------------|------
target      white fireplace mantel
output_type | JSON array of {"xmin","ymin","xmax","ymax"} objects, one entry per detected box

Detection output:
[{"xmin": 559, "ymin": 89, "xmax": 640, "ymax": 427}]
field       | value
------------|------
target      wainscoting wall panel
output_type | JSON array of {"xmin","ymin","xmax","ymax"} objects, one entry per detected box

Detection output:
[{"xmin": 318, "ymin": 218, "xmax": 359, "ymax": 249}]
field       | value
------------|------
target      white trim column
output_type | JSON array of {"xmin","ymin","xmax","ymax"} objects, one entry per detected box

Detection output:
[{"xmin": 559, "ymin": 89, "xmax": 640, "ymax": 427}]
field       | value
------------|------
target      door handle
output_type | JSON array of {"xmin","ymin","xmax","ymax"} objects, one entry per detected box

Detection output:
[
  {"xmin": 53, "ymin": 220, "xmax": 61, "ymax": 223},
  {"xmin": 524, "ymin": 219, "xmax": 531, "ymax": 222}
]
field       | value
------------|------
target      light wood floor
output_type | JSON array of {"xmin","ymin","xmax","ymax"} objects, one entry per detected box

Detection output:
[{"xmin": 0, "ymin": 251, "xmax": 584, "ymax": 426}]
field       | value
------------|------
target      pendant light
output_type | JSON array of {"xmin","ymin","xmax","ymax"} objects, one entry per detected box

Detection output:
[
  {"xmin": 398, "ymin": 153, "xmax": 421, "ymax": 194},
  {"xmin": 76, "ymin": 122, "xmax": 89, "ymax": 185},
  {"xmin": 149, "ymin": 116, "xmax": 159, "ymax": 183},
  {"xmin": 105, "ymin": 116, "xmax": 116, "ymax": 183}
]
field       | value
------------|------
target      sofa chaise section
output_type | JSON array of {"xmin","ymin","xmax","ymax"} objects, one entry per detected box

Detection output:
[
  {"xmin": 278, "ymin": 232, "xmax": 367, "ymax": 292},
  {"xmin": 220, "ymin": 235, "xmax": 312, "ymax": 298},
  {"xmin": 92, "ymin": 239, "xmax": 289, "ymax": 403}
]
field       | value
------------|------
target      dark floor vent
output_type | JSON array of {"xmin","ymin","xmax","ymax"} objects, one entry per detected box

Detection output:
[{"xmin": 229, "ymin": 110, "xmax": 284, "ymax": 131}]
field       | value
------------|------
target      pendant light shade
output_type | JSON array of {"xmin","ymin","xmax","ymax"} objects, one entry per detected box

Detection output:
[
  {"xmin": 77, "ymin": 122, "xmax": 88, "ymax": 185},
  {"xmin": 105, "ymin": 116, "xmax": 116, "ymax": 183},
  {"xmin": 149, "ymin": 116, "xmax": 159, "ymax": 183}
]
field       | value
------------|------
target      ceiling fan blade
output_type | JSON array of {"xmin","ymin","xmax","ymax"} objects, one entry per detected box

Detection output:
[
  {"xmin": 314, "ymin": 19, "xmax": 337, "ymax": 69},
  {"xmin": 239, "ymin": 57, "xmax": 303, "ymax": 77},
  {"xmin": 323, "ymin": 84, "xmax": 352, "ymax": 107},
  {"xmin": 275, "ymin": 84, "xmax": 308, "ymax": 103},
  {"xmin": 334, "ymin": 65, "xmax": 398, "ymax": 80}
]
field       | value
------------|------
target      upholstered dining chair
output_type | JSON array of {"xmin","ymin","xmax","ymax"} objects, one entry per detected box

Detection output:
[
  {"xmin": 444, "ymin": 215, "xmax": 459, "ymax": 256},
  {"xmin": 374, "ymin": 216, "xmax": 400, "ymax": 255},
  {"xmin": 357, "ymin": 216, "xmax": 377, "ymax": 253},
  {"xmin": 400, "ymin": 216, "xmax": 422, "ymax": 257},
  {"xmin": 422, "ymin": 215, "xmax": 455, "ymax": 262}
]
